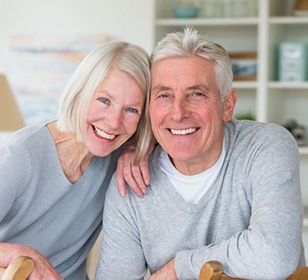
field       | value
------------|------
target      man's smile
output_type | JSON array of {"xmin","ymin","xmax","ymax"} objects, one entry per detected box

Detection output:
[{"xmin": 169, "ymin": 128, "xmax": 198, "ymax": 135}]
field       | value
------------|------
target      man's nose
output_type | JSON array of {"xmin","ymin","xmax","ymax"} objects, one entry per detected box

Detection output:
[{"xmin": 171, "ymin": 99, "xmax": 190, "ymax": 121}]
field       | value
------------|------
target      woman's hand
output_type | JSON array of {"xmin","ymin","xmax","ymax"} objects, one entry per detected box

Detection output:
[
  {"xmin": 116, "ymin": 148, "xmax": 151, "ymax": 197},
  {"xmin": 0, "ymin": 243, "xmax": 63, "ymax": 280}
]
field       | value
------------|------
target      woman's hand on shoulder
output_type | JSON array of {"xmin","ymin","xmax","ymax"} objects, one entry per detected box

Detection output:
[{"xmin": 116, "ymin": 146, "xmax": 153, "ymax": 198}]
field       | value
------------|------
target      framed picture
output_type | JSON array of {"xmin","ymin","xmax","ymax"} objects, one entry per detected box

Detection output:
[
  {"xmin": 6, "ymin": 35, "xmax": 111, "ymax": 126},
  {"xmin": 229, "ymin": 52, "xmax": 257, "ymax": 81}
]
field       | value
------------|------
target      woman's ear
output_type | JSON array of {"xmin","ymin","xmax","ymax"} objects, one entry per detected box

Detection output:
[{"xmin": 223, "ymin": 88, "xmax": 237, "ymax": 122}]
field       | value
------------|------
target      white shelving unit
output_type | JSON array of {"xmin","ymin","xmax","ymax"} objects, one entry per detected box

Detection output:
[{"xmin": 155, "ymin": 0, "xmax": 308, "ymax": 261}]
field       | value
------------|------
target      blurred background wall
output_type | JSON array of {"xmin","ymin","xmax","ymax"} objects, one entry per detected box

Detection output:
[{"xmin": 0, "ymin": 0, "xmax": 155, "ymax": 72}]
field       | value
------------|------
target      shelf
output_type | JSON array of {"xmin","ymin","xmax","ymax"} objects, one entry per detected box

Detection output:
[
  {"xmin": 269, "ymin": 16, "xmax": 308, "ymax": 24},
  {"xmin": 234, "ymin": 81, "xmax": 308, "ymax": 90},
  {"xmin": 268, "ymin": 82, "xmax": 308, "ymax": 89},
  {"xmin": 156, "ymin": 17, "xmax": 259, "ymax": 26},
  {"xmin": 299, "ymin": 147, "xmax": 308, "ymax": 155},
  {"xmin": 233, "ymin": 81, "xmax": 258, "ymax": 89},
  {"xmin": 156, "ymin": 16, "xmax": 308, "ymax": 27}
]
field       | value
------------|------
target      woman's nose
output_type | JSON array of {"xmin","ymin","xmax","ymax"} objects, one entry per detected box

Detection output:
[{"xmin": 105, "ymin": 109, "xmax": 123, "ymax": 130}]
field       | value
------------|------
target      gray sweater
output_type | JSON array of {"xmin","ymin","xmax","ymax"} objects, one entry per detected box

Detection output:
[
  {"xmin": 0, "ymin": 125, "xmax": 119, "ymax": 279},
  {"xmin": 96, "ymin": 120, "xmax": 305, "ymax": 280}
]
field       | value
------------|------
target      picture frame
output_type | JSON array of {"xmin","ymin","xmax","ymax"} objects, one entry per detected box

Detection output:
[{"xmin": 229, "ymin": 52, "xmax": 258, "ymax": 81}]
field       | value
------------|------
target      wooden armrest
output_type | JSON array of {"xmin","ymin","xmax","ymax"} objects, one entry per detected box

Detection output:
[
  {"xmin": 199, "ymin": 261, "xmax": 224, "ymax": 280},
  {"xmin": 198, "ymin": 261, "xmax": 251, "ymax": 279},
  {"xmin": 199, "ymin": 261, "xmax": 308, "ymax": 280},
  {"xmin": 199, "ymin": 261, "xmax": 245, "ymax": 280},
  {"xmin": 0, "ymin": 256, "xmax": 34, "ymax": 280},
  {"xmin": 286, "ymin": 266, "xmax": 308, "ymax": 280}
]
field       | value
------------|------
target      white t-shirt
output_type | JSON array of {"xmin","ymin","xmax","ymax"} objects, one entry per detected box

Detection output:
[{"xmin": 159, "ymin": 141, "xmax": 226, "ymax": 204}]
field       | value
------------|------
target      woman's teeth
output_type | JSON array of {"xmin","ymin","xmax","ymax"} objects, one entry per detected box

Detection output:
[{"xmin": 94, "ymin": 126, "xmax": 115, "ymax": 140}]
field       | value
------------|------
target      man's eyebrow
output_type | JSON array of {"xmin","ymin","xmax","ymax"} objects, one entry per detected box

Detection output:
[
  {"xmin": 151, "ymin": 84, "xmax": 211, "ymax": 92},
  {"xmin": 187, "ymin": 84, "xmax": 210, "ymax": 91},
  {"xmin": 151, "ymin": 85, "xmax": 170, "ymax": 92}
]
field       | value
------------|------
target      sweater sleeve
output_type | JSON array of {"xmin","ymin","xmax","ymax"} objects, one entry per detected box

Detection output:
[
  {"xmin": 95, "ymin": 174, "xmax": 147, "ymax": 280},
  {"xmin": 175, "ymin": 124, "xmax": 304, "ymax": 280}
]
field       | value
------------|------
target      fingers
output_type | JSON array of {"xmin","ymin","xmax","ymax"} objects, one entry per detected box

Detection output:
[
  {"xmin": 116, "ymin": 153, "xmax": 145, "ymax": 198},
  {"xmin": 138, "ymin": 155, "xmax": 150, "ymax": 186},
  {"xmin": 121, "ymin": 162, "xmax": 146, "ymax": 198},
  {"xmin": 130, "ymin": 164, "xmax": 148, "ymax": 196},
  {"xmin": 115, "ymin": 157, "xmax": 127, "ymax": 198},
  {"xmin": 116, "ymin": 148, "xmax": 149, "ymax": 198}
]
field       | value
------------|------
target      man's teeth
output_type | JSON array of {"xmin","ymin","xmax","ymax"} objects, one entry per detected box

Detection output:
[
  {"xmin": 170, "ymin": 128, "xmax": 197, "ymax": 135},
  {"xmin": 94, "ymin": 127, "xmax": 115, "ymax": 140}
]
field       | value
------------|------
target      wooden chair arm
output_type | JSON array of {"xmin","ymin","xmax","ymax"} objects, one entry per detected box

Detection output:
[
  {"xmin": 199, "ymin": 261, "xmax": 224, "ymax": 280},
  {"xmin": 199, "ymin": 261, "xmax": 308, "ymax": 280}
]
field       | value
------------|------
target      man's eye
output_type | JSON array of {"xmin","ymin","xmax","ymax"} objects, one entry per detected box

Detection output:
[
  {"xmin": 193, "ymin": 92, "xmax": 203, "ymax": 97},
  {"xmin": 159, "ymin": 93, "xmax": 169, "ymax": 98},
  {"xmin": 126, "ymin": 107, "xmax": 139, "ymax": 114}
]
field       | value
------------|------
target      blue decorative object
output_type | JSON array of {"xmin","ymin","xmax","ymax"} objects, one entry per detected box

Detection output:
[
  {"xmin": 173, "ymin": 6, "xmax": 199, "ymax": 18},
  {"xmin": 278, "ymin": 42, "xmax": 307, "ymax": 82}
]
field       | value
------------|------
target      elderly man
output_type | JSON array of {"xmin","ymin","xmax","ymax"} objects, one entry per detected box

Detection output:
[{"xmin": 95, "ymin": 27, "xmax": 305, "ymax": 280}]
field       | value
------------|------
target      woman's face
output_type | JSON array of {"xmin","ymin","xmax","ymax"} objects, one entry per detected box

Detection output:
[{"xmin": 85, "ymin": 67, "xmax": 144, "ymax": 157}]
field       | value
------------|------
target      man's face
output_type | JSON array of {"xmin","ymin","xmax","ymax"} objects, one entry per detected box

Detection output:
[{"xmin": 150, "ymin": 56, "xmax": 236, "ymax": 175}]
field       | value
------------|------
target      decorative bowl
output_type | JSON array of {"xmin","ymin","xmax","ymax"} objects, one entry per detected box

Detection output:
[{"xmin": 173, "ymin": 6, "xmax": 199, "ymax": 18}]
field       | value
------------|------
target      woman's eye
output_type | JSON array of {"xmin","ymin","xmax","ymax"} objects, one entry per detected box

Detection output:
[
  {"xmin": 100, "ymin": 97, "xmax": 110, "ymax": 105},
  {"xmin": 125, "ymin": 107, "xmax": 139, "ymax": 114}
]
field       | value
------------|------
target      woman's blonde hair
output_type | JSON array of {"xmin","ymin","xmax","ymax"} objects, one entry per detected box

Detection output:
[{"xmin": 57, "ymin": 41, "xmax": 152, "ymax": 164}]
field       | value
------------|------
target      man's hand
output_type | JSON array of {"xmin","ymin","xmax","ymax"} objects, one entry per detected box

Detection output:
[
  {"xmin": 0, "ymin": 243, "xmax": 63, "ymax": 280},
  {"xmin": 148, "ymin": 259, "xmax": 178, "ymax": 280},
  {"xmin": 116, "ymin": 148, "xmax": 151, "ymax": 197}
]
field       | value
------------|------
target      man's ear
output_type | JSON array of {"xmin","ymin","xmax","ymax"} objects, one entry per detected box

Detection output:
[{"xmin": 223, "ymin": 88, "xmax": 237, "ymax": 122}]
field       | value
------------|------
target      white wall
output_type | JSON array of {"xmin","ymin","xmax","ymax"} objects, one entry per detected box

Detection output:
[{"xmin": 0, "ymin": 0, "xmax": 155, "ymax": 73}]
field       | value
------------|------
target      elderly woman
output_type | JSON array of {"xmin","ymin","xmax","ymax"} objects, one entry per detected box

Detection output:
[{"xmin": 0, "ymin": 41, "xmax": 152, "ymax": 279}]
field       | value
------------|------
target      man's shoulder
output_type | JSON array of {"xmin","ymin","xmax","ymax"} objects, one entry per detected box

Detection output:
[
  {"xmin": 226, "ymin": 119, "xmax": 298, "ymax": 159},
  {"xmin": 228, "ymin": 119, "xmax": 294, "ymax": 142}
]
